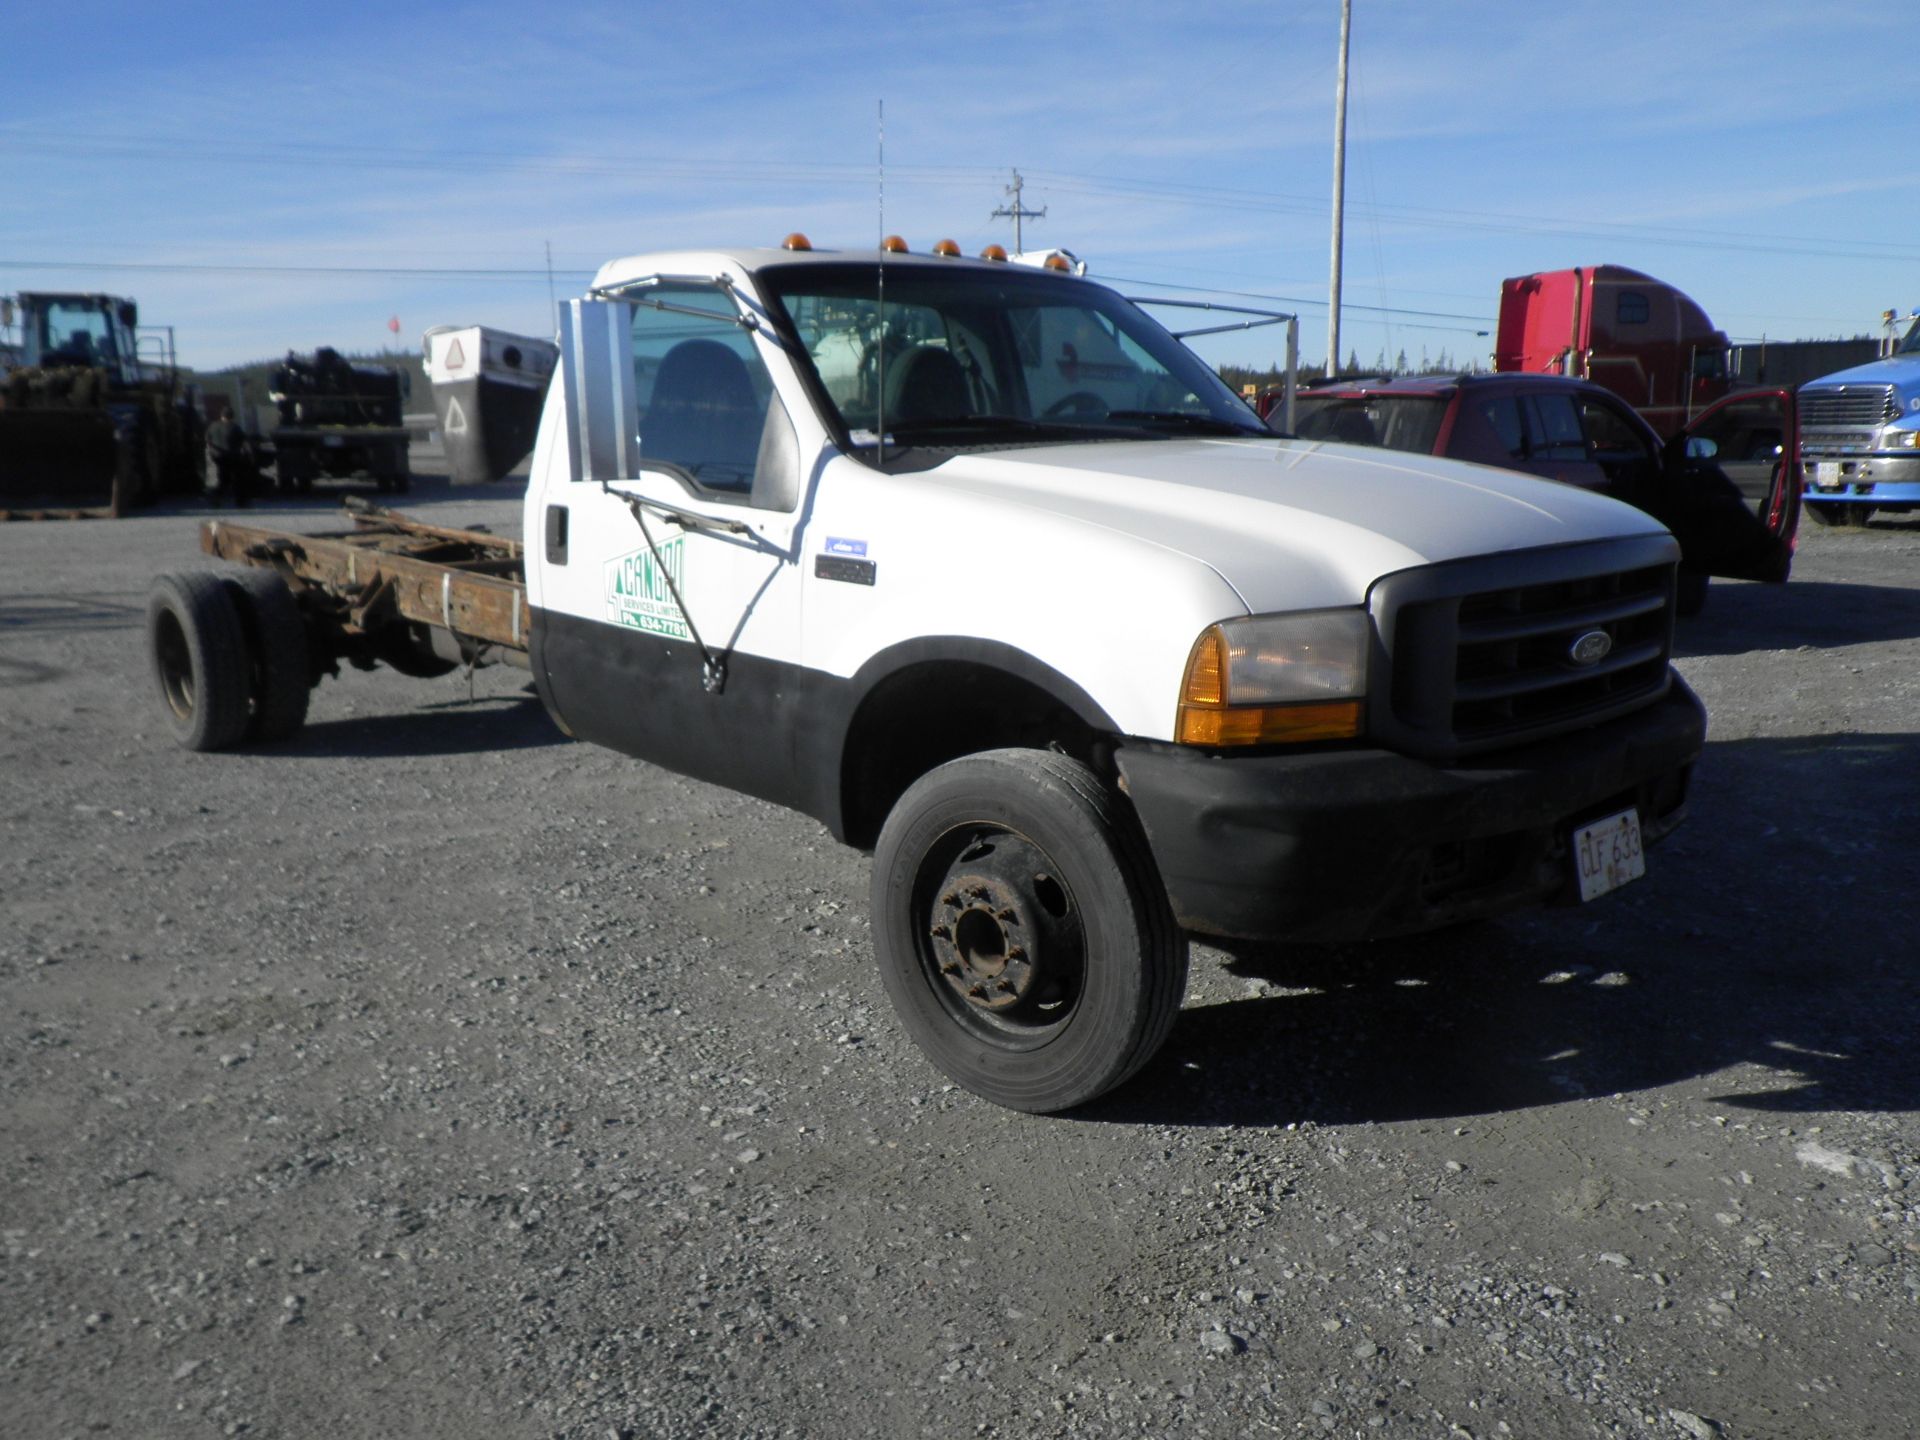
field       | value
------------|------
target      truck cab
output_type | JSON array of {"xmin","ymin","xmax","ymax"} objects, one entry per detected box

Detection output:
[
  {"xmin": 1495, "ymin": 266, "xmax": 1733, "ymax": 438},
  {"xmin": 17, "ymin": 292, "xmax": 145, "ymax": 386},
  {"xmin": 1798, "ymin": 312, "xmax": 1920, "ymax": 526},
  {"xmin": 513, "ymin": 241, "xmax": 1704, "ymax": 1109}
]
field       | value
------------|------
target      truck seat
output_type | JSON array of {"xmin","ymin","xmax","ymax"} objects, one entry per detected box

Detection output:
[
  {"xmin": 645, "ymin": 339, "xmax": 760, "ymax": 491},
  {"xmin": 887, "ymin": 345, "xmax": 971, "ymax": 424}
]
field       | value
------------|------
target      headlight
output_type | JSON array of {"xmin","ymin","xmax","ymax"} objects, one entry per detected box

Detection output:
[{"xmin": 1175, "ymin": 609, "xmax": 1369, "ymax": 745}]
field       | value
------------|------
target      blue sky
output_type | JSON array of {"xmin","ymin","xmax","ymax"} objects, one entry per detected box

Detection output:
[{"xmin": 4, "ymin": 0, "xmax": 1916, "ymax": 372}]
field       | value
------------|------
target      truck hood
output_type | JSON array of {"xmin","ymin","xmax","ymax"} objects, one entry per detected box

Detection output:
[
  {"xmin": 911, "ymin": 436, "xmax": 1669, "ymax": 610},
  {"xmin": 1803, "ymin": 353, "xmax": 1920, "ymax": 394}
]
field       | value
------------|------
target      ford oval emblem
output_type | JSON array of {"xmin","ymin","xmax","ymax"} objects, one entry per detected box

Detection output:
[{"xmin": 1569, "ymin": 629, "xmax": 1613, "ymax": 667}]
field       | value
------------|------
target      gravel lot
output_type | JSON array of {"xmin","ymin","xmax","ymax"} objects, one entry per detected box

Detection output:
[{"xmin": 4, "ymin": 469, "xmax": 1917, "ymax": 1439}]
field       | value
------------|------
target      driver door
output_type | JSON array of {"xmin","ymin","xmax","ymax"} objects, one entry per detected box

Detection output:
[
  {"xmin": 1674, "ymin": 388, "xmax": 1800, "ymax": 582},
  {"xmin": 536, "ymin": 287, "xmax": 813, "ymax": 812},
  {"xmin": 1681, "ymin": 385, "xmax": 1797, "ymax": 556}
]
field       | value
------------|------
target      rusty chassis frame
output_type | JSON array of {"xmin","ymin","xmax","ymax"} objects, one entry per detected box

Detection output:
[{"xmin": 200, "ymin": 498, "xmax": 529, "ymax": 664}]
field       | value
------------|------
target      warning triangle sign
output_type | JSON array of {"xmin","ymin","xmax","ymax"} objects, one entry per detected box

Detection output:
[
  {"xmin": 445, "ymin": 337, "xmax": 466, "ymax": 371},
  {"xmin": 444, "ymin": 395, "xmax": 469, "ymax": 436}
]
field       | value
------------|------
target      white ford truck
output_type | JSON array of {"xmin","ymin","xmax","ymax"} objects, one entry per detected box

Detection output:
[{"xmin": 150, "ymin": 240, "xmax": 1706, "ymax": 1112}]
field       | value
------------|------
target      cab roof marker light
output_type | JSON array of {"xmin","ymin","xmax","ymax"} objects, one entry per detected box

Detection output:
[
  {"xmin": 980, "ymin": 244, "xmax": 1008, "ymax": 262},
  {"xmin": 932, "ymin": 239, "xmax": 961, "ymax": 257},
  {"xmin": 781, "ymin": 232, "xmax": 813, "ymax": 252},
  {"xmin": 882, "ymin": 235, "xmax": 909, "ymax": 254}
]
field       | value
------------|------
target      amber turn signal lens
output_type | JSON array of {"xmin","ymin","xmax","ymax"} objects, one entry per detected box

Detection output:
[
  {"xmin": 1175, "ymin": 700, "xmax": 1363, "ymax": 747},
  {"xmin": 781, "ymin": 232, "xmax": 813, "ymax": 251},
  {"xmin": 1176, "ymin": 623, "xmax": 1363, "ymax": 746},
  {"xmin": 1181, "ymin": 627, "xmax": 1226, "ymax": 707}
]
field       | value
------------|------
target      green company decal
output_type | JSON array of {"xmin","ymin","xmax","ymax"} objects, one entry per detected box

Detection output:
[{"xmin": 604, "ymin": 539, "xmax": 690, "ymax": 639}]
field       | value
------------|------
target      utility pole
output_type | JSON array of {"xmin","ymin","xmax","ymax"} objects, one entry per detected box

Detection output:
[
  {"xmin": 1327, "ymin": 0, "xmax": 1352, "ymax": 375},
  {"xmin": 991, "ymin": 170, "xmax": 1046, "ymax": 253}
]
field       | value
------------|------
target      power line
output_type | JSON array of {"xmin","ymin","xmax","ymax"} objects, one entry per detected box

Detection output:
[
  {"xmin": 0, "ymin": 257, "xmax": 592, "ymax": 281},
  {"xmin": 10, "ymin": 127, "xmax": 1920, "ymax": 263},
  {"xmin": 1106, "ymin": 272, "xmax": 1491, "ymax": 326}
]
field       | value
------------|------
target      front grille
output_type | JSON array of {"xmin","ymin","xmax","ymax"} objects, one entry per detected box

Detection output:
[
  {"xmin": 1373, "ymin": 539, "xmax": 1677, "ymax": 760},
  {"xmin": 1446, "ymin": 566, "xmax": 1671, "ymax": 745},
  {"xmin": 1799, "ymin": 385, "xmax": 1898, "ymax": 429}
]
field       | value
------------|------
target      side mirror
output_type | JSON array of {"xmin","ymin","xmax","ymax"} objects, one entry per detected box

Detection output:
[
  {"xmin": 118, "ymin": 301, "xmax": 138, "ymax": 329},
  {"xmin": 1684, "ymin": 436, "xmax": 1718, "ymax": 461},
  {"xmin": 557, "ymin": 299, "xmax": 638, "ymax": 483}
]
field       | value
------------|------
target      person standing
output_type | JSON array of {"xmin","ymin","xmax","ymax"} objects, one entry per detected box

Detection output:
[{"xmin": 204, "ymin": 403, "xmax": 255, "ymax": 508}]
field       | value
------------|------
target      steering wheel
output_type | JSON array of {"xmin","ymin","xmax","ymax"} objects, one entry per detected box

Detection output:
[{"xmin": 1043, "ymin": 391, "xmax": 1109, "ymax": 419}]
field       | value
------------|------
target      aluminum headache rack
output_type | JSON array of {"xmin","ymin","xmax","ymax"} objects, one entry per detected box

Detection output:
[{"xmin": 199, "ymin": 497, "xmax": 530, "ymax": 654}]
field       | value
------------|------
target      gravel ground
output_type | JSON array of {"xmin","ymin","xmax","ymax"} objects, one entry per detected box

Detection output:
[{"xmin": 3, "ymin": 469, "xmax": 1917, "ymax": 1440}]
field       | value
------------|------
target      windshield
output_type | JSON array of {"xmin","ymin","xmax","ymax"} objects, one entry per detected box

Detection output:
[
  {"xmin": 33, "ymin": 299, "xmax": 120, "ymax": 367},
  {"xmin": 758, "ymin": 262, "xmax": 1265, "ymax": 446},
  {"xmin": 1293, "ymin": 394, "xmax": 1447, "ymax": 454}
]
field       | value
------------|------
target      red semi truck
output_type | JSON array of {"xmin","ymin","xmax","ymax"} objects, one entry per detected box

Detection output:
[{"xmin": 1494, "ymin": 266, "xmax": 1733, "ymax": 438}]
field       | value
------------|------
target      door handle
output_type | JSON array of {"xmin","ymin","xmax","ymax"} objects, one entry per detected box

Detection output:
[{"xmin": 545, "ymin": 504, "xmax": 569, "ymax": 565}]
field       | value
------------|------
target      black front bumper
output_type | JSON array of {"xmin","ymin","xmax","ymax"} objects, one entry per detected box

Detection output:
[{"xmin": 1115, "ymin": 678, "xmax": 1706, "ymax": 944}]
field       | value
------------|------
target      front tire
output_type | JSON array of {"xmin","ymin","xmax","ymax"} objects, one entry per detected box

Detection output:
[
  {"xmin": 1807, "ymin": 500, "xmax": 1873, "ymax": 527},
  {"xmin": 871, "ymin": 749, "xmax": 1188, "ymax": 1113}
]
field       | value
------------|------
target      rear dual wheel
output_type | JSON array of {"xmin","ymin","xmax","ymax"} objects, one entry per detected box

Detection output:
[
  {"xmin": 147, "ymin": 570, "xmax": 310, "ymax": 751},
  {"xmin": 871, "ymin": 749, "xmax": 1188, "ymax": 1114},
  {"xmin": 148, "ymin": 574, "xmax": 250, "ymax": 751},
  {"xmin": 222, "ymin": 570, "xmax": 311, "ymax": 742}
]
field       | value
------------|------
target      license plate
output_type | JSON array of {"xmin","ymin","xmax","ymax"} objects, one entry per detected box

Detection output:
[
  {"xmin": 1813, "ymin": 461, "xmax": 1843, "ymax": 487},
  {"xmin": 1572, "ymin": 808, "xmax": 1645, "ymax": 903}
]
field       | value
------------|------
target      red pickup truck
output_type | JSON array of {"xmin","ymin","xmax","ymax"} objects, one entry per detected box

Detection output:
[{"xmin": 1280, "ymin": 370, "xmax": 1800, "ymax": 614}]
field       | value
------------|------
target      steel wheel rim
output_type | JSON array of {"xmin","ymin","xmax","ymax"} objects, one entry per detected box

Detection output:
[
  {"xmin": 155, "ymin": 609, "xmax": 195, "ymax": 720},
  {"xmin": 913, "ymin": 823, "xmax": 1086, "ymax": 1050}
]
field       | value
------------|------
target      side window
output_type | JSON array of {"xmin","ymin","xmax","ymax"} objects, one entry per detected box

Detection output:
[
  {"xmin": 1579, "ymin": 398, "xmax": 1654, "ymax": 465},
  {"xmin": 1477, "ymin": 395, "xmax": 1526, "ymax": 459},
  {"xmin": 1688, "ymin": 395, "xmax": 1784, "ymax": 463},
  {"xmin": 1616, "ymin": 291, "xmax": 1650, "ymax": 325},
  {"xmin": 1018, "ymin": 305, "xmax": 1175, "ymax": 416},
  {"xmin": 1521, "ymin": 392, "xmax": 1588, "ymax": 461},
  {"xmin": 629, "ymin": 287, "xmax": 774, "ymax": 499}
]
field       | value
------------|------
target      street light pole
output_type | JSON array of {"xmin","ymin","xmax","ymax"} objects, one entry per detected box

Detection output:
[{"xmin": 1327, "ymin": 0, "xmax": 1352, "ymax": 376}]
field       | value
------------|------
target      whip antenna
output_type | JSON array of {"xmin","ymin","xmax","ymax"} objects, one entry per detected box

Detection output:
[{"xmin": 875, "ymin": 98, "xmax": 887, "ymax": 474}]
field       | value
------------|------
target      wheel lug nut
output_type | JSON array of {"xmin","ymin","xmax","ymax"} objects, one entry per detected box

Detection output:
[
  {"xmin": 1006, "ymin": 946, "xmax": 1026, "ymax": 961},
  {"xmin": 967, "ymin": 985, "xmax": 987, "ymax": 999},
  {"xmin": 996, "ymin": 908, "xmax": 1018, "ymax": 923},
  {"xmin": 996, "ymin": 980, "xmax": 1016, "ymax": 994},
  {"xmin": 940, "ymin": 892, "xmax": 960, "ymax": 907},
  {"xmin": 929, "ymin": 925, "xmax": 951, "ymax": 940},
  {"xmin": 941, "ymin": 962, "xmax": 961, "ymax": 976}
]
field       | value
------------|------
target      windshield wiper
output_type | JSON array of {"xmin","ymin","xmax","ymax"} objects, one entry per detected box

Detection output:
[
  {"xmin": 885, "ymin": 414, "xmax": 1089, "ymax": 442},
  {"xmin": 1103, "ymin": 410, "xmax": 1271, "ymax": 437}
]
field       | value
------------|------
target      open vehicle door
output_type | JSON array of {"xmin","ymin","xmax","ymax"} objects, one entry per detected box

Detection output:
[{"xmin": 1673, "ymin": 387, "xmax": 1800, "ymax": 583}]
